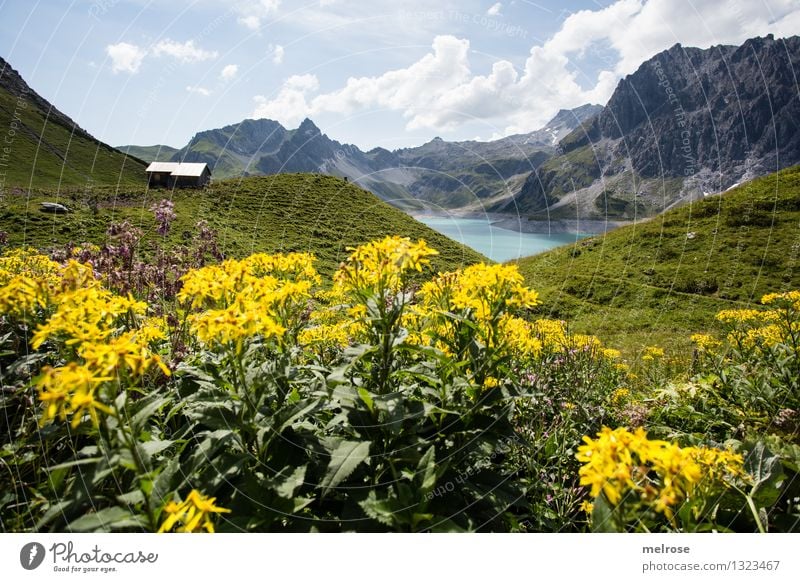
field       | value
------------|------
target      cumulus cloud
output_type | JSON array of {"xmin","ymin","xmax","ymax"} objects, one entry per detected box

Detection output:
[
  {"xmin": 237, "ymin": 0, "xmax": 281, "ymax": 30},
  {"xmin": 221, "ymin": 64, "xmax": 239, "ymax": 80},
  {"xmin": 251, "ymin": 0, "xmax": 800, "ymax": 135},
  {"xmin": 106, "ymin": 42, "xmax": 146, "ymax": 74},
  {"xmin": 487, "ymin": 3, "xmax": 502, "ymax": 16},
  {"xmin": 186, "ymin": 85, "xmax": 211, "ymax": 96},
  {"xmin": 270, "ymin": 44, "xmax": 285, "ymax": 64},
  {"xmin": 253, "ymin": 74, "xmax": 320, "ymax": 126},
  {"xmin": 151, "ymin": 39, "xmax": 218, "ymax": 63},
  {"xmin": 106, "ymin": 38, "xmax": 217, "ymax": 74}
]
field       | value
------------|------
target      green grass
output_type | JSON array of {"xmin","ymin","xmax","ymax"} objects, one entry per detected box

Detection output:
[
  {"xmin": 0, "ymin": 174, "xmax": 486, "ymax": 276},
  {"xmin": 0, "ymin": 87, "xmax": 145, "ymax": 190},
  {"xmin": 515, "ymin": 164, "xmax": 800, "ymax": 356},
  {"xmin": 115, "ymin": 145, "xmax": 179, "ymax": 163}
]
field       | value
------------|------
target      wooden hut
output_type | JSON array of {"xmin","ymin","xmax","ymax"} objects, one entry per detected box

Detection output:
[{"xmin": 145, "ymin": 162, "xmax": 211, "ymax": 188}]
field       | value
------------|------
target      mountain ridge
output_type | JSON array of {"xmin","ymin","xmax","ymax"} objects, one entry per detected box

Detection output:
[
  {"xmin": 0, "ymin": 55, "xmax": 145, "ymax": 189},
  {"xmin": 493, "ymin": 34, "xmax": 800, "ymax": 219},
  {"xmin": 119, "ymin": 105, "xmax": 602, "ymax": 209}
]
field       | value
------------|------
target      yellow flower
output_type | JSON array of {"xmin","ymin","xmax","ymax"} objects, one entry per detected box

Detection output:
[
  {"xmin": 0, "ymin": 249, "xmax": 61, "ymax": 319},
  {"xmin": 334, "ymin": 236, "xmax": 439, "ymax": 295},
  {"xmin": 715, "ymin": 309, "xmax": 768, "ymax": 326},
  {"xmin": 190, "ymin": 300, "xmax": 286, "ymax": 350},
  {"xmin": 447, "ymin": 263, "xmax": 539, "ymax": 320},
  {"xmin": 158, "ymin": 490, "xmax": 231, "ymax": 533},
  {"xmin": 79, "ymin": 332, "xmax": 171, "ymax": 377},
  {"xmin": 32, "ymin": 286, "xmax": 147, "ymax": 350},
  {"xmin": 610, "ymin": 388, "xmax": 630, "ymax": 406},
  {"xmin": 690, "ymin": 333, "xmax": 721, "ymax": 353},
  {"xmin": 532, "ymin": 319, "xmax": 568, "ymax": 351},
  {"xmin": 576, "ymin": 427, "xmax": 740, "ymax": 519},
  {"xmin": 482, "ymin": 376, "xmax": 500, "ymax": 389},
  {"xmin": 36, "ymin": 363, "xmax": 114, "ymax": 428},
  {"xmin": 297, "ymin": 323, "xmax": 351, "ymax": 349},
  {"xmin": 641, "ymin": 346, "xmax": 664, "ymax": 361},
  {"xmin": 761, "ymin": 290, "xmax": 800, "ymax": 310}
]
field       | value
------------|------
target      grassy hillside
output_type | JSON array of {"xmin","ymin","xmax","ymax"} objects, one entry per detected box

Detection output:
[
  {"xmin": 0, "ymin": 84, "xmax": 145, "ymax": 190},
  {"xmin": 0, "ymin": 174, "xmax": 485, "ymax": 275},
  {"xmin": 516, "ymin": 164, "xmax": 800, "ymax": 355},
  {"xmin": 116, "ymin": 144, "xmax": 179, "ymax": 163}
]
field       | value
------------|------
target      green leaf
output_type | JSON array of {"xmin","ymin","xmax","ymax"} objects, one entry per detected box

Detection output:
[
  {"xmin": 275, "ymin": 465, "xmax": 307, "ymax": 499},
  {"xmin": 68, "ymin": 507, "xmax": 147, "ymax": 532},
  {"xmin": 358, "ymin": 387, "xmax": 374, "ymax": 413},
  {"xmin": 277, "ymin": 399, "xmax": 321, "ymax": 432},
  {"xmin": 130, "ymin": 394, "xmax": 171, "ymax": 430},
  {"xmin": 745, "ymin": 441, "xmax": 785, "ymax": 508},
  {"xmin": 116, "ymin": 489, "xmax": 146, "ymax": 505},
  {"xmin": 359, "ymin": 493, "xmax": 397, "ymax": 526},
  {"xmin": 591, "ymin": 495, "xmax": 619, "ymax": 532},
  {"xmin": 418, "ymin": 446, "xmax": 437, "ymax": 494},
  {"xmin": 140, "ymin": 439, "xmax": 173, "ymax": 459},
  {"xmin": 320, "ymin": 440, "xmax": 371, "ymax": 495}
]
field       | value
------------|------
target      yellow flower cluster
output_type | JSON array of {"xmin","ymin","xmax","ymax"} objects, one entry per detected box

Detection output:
[
  {"xmin": 179, "ymin": 252, "xmax": 319, "ymax": 350},
  {"xmin": 761, "ymin": 290, "xmax": 800, "ymax": 309},
  {"xmin": 0, "ymin": 249, "xmax": 61, "ymax": 319},
  {"xmin": 334, "ymin": 235, "xmax": 439, "ymax": 295},
  {"xmin": 577, "ymin": 427, "xmax": 743, "ymax": 519},
  {"xmin": 709, "ymin": 291, "xmax": 800, "ymax": 351},
  {"xmin": 32, "ymin": 285, "xmax": 147, "ymax": 349},
  {"xmin": 641, "ymin": 346, "xmax": 665, "ymax": 361},
  {"xmin": 37, "ymin": 363, "xmax": 113, "ymax": 428},
  {"xmin": 412, "ymin": 263, "xmax": 541, "ymax": 354},
  {"xmin": 427, "ymin": 263, "xmax": 539, "ymax": 321},
  {"xmin": 0, "ymin": 255, "xmax": 172, "ymax": 429},
  {"xmin": 498, "ymin": 315, "xmax": 543, "ymax": 359},
  {"xmin": 610, "ymin": 387, "xmax": 630, "ymax": 407},
  {"xmin": 158, "ymin": 490, "xmax": 231, "ymax": 533},
  {"xmin": 690, "ymin": 333, "xmax": 721, "ymax": 353}
]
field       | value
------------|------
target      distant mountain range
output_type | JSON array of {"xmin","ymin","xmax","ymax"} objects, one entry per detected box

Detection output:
[
  {"xmin": 2, "ymin": 33, "xmax": 797, "ymax": 226},
  {"xmin": 120, "ymin": 36, "xmax": 800, "ymax": 220},
  {"xmin": 118, "ymin": 104, "xmax": 601, "ymax": 210},
  {"xmin": 0, "ymin": 56, "xmax": 144, "ymax": 189}
]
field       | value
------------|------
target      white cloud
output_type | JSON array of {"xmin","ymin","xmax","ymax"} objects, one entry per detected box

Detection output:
[
  {"xmin": 289, "ymin": 35, "xmax": 470, "ymax": 127},
  {"xmin": 270, "ymin": 44, "xmax": 285, "ymax": 64},
  {"xmin": 251, "ymin": 0, "xmax": 800, "ymax": 136},
  {"xmin": 106, "ymin": 38, "xmax": 218, "ymax": 75},
  {"xmin": 487, "ymin": 2, "xmax": 502, "ymax": 16},
  {"xmin": 221, "ymin": 64, "xmax": 239, "ymax": 80},
  {"xmin": 151, "ymin": 39, "xmax": 218, "ymax": 63},
  {"xmin": 237, "ymin": 0, "xmax": 281, "ymax": 29},
  {"xmin": 253, "ymin": 74, "xmax": 319, "ymax": 126},
  {"xmin": 186, "ymin": 85, "xmax": 212, "ymax": 96},
  {"xmin": 106, "ymin": 42, "xmax": 146, "ymax": 74}
]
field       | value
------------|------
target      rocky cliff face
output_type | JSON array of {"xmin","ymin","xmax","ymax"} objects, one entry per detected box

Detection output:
[{"xmin": 517, "ymin": 35, "xmax": 800, "ymax": 219}]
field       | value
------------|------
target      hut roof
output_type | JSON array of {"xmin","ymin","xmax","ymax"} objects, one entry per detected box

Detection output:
[{"xmin": 145, "ymin": 162, "xmax": 210, "ymax": 177}]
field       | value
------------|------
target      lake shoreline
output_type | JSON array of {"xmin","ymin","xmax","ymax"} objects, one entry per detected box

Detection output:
[
  {"xmin": 409, "ymin": 211, "xmax": 631, "ymax": 235},
  {"xmin": 412, "ymin": 214, "xmax": 593, "ymax": 262}
]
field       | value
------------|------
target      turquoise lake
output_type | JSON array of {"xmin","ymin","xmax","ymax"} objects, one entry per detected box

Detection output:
[{"xmin": 415, "ymin": 216, "xmax": 585, "ymax": 262}]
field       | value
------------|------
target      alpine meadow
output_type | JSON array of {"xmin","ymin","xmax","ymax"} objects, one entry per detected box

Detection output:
[{"xmin": 1, "ymin": 2, "xmax": 799, "ymax": 543}]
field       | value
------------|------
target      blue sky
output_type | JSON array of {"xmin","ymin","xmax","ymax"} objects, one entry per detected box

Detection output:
[{"xmin": 1, "ymin": 0, "xmax": 797, "ymax": 151}]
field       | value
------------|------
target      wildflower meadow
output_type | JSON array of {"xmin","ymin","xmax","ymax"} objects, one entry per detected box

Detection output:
[{"xmin": 0, "ymin": 206, "xmax": 798, "ymax": 532}]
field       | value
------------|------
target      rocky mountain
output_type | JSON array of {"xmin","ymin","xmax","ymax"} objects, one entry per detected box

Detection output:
[
  {"xmin": 0, "ymin": 55, "xmax": 145, "ymax": 188},
  {"xmin": 129, "ymin": 105, "xmax": 599, "ymax": 209},
  {"xmin": 491, "ymin": 34, "xmax": 800, "ymax": 219}
]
